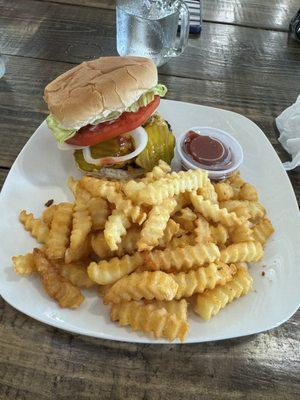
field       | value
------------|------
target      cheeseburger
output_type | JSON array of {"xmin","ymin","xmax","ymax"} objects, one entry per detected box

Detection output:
[{"xmin": 44, "ymin": 56, "xmax": 175, "ymax": 178}]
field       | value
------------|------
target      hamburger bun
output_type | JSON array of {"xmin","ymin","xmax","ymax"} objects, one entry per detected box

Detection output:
[{"xmin": 44, "ymin": 56, "xmax": 157, "ymax": 130}]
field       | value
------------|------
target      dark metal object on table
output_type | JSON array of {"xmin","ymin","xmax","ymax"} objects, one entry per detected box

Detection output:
[
  {"xmin": 186, "ymin": 0, "xmax": 202, "ymax": 34},
  {"xmin": 178, "ymin": 1, "xmax": 202, "ymax": 35},
  {"xmin": 290, "ymin": 8, "xmax": 300, "ymax": 41}
]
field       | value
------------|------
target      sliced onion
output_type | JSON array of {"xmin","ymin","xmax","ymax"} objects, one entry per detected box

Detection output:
[
  {"xmin": 82, "ymin": 127, "xmax": 148, "ymax": 166},
  {"xmin": 57, "ymin": 142, "xmax": 88, "ymax": 151}
]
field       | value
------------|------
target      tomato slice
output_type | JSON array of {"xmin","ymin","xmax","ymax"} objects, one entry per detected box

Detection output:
[{"xmin": 67, "ymin": 96, "xmax": 160, "ymax": 147}]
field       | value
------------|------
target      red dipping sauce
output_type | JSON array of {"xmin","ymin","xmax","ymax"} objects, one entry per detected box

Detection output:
[{"xmin": 182, "ymin": 131, "xmax": 233, "ymax": 171}]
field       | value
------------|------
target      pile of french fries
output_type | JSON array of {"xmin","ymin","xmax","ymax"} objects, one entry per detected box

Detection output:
[{"xmin": 12, "ymin": 160, "xmax": 274, "ymax": 342}]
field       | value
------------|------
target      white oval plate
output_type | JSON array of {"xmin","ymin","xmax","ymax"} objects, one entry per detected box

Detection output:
[{"xmin": 0, "ymin": 99, "xmax": 299, "ymax": 344}]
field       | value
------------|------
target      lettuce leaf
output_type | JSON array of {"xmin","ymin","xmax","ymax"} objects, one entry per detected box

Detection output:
[
  {"xmin": 92, "ymin": 111, "xmax": 122, "ymax": 126},
  {"xmin": 127, "ymin": 84, "xmax": 167, "ymax": 112},
  {"xmin": 135, "ymin": 115, "xmax": 175, "ymax": 171},
  {"xmin": 46, "ymin": 115, "xmax": 76, "ymax": 143},
  {"xmin": 93, "ymin": 85, "xmax": 167, "ymax": 122}
]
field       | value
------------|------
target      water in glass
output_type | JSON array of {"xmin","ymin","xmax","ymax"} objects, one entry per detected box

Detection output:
[
  {"xmin": 117, "ymin": 0, "xmax": 181, "ymax": 67},
  {"xmin": 0, "ymin": 56, "xmax": 5, "ymax": 78}
]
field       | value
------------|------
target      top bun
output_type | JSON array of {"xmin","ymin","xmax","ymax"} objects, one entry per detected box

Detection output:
[{"xmin": 44, "ymin": 56, "xmax": 158, "ymax": 129}]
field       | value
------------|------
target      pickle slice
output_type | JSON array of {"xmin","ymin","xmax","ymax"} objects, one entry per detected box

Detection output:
[{"xmin": 136, "ymin": 116, "xmax": 175, "ymax": 171}]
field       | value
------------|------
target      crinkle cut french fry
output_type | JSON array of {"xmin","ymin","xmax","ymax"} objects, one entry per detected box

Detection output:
[
  {"xmin": 210, "ymin": 224, "xmax": 228, "ymax": 245},
  {"xmin": 12, "ymin": 253, "xmax": 35, "ymax": 275},
  {"xmin": 19, "ymin": 211, "xmax": 49, "ymax": 244},
  {"xmin": 147, "ymin": 299, "xmax": 188, "ymax": 321},
  {"xmin": 124, "ymin": 169, "xmax": 208, "ymax": 205},
  {"xmin": 80, "ymin": 176, "xmax": 145, "ymax": 224},
  {"xmin": 235, "ymin": 262, "xmax": 248, "ymax": 270},
  {"xmin": 92, "ymin": 226, "xmax": 140, "ymax": 259},
  {"xmin": 172, "ymin": 207, "xmax": 197, "ymax": 232},
  {"xmin": 98, "ymin": 284, "xmax": 113, "ymax": 297},
  {"xmin": 157, "ymin": 219, "xmax": 180, "ymax": 248},
  {"xmin": 87, "ymin": 252, "xmax": 143, "ymax": 285},
  {"xmin": 46, "ymin": 203, "xmax": 74, "ymax": 260},
  {"xmin": 80, "ymin": 176, "xmax": 121, "ymax": 205},
  {"xmin": 12, "ymin": 161, "xmax": 275, "ymax": 342},
  {"xmin": 214, "ymin": 182, "xmax": 234, "ymax": 202},
  {"xmin": 68, "ymin": 178, "xmax": 93, "ymax": 206},
  {"xmin": 104, "ymin": 210, "xmax": 131, "ymax": 251},
  {"xmin": 42, "ymin": 205, "xmax": 57, "ymax": 228},
  {"xmin": 194, "ymin": 215, "xmax": 211, "ymax": 243},
  {"xmin": 198, "ymin": 180, "xmax": 218, "ymax": 204},
  {"xmin": 220, "ymin": 200, "xmax": 265, "ymax": 220},
  {"xmin": 110, "ymin": 301, "xmax": 189, "ymax": 342},
  {"xmin": 171, "ymin": 262, "xmax": 236, "ymax": 299},
  {"xmin": 246, "ymin": 201, "xmax": 266, "ymax": 221},
  {"xmin": 67, "ymin": 176, "xmax": 79, "ymax": 197},
  {"xmin": 165, "ymin": 233, "xmax": 194, "ymax": 249},
  {"xmin": 104, "ymin": 271, "xmax": 178, "ymax": 304},
  {"xmin": 223, "ymin": 172, "xmax": 245, "ymax": 199},
  {"xmin": 88, "ymin": 197, "xmax": 110, "ymax": 231},
  {"xmin": 239, "ymin": 183, "xmax": 258, "ymax": 201},
  {"xmin": 33, "ymin": 249, "xmax": 84, "ymax": 308},
  {"xmin": 190, "ymin": 192, "xmax": 242, "ymax": 227},
  {"xmin": 219, "ymin": 200, "xmax": 251, "ymax": 219},
  {"xmin": 220, "ymin": 241, "xmax": 263, "ymax": 263},
  {"xmin": 58, "ymin": 262, "xmax": 94, "ymax": 288},
  {"xmin": 252, "ymin": 218, "xmax": 274, "ymax": 245},
  {"xmin": 194, "ymin": 267, "xmax": 252, "ymax": 320},
  {"xmin": 69, "ymin": 234, "xmax": 92, "ymax": 263},
  {"xmin": 226, "ymin": 171, "xmax": 245, "ymax": 189},
  {"xmin": 141, "ymin": 160, "xmax": 172, "ymax": 183},
  {"xmin": 65, "ymin": 202, "xmax": 92, "ymax": 263},
  {"xmin": 172, "ymin": 193, "xmax": 191, "ymax": 214},
  {"xmin": 152, "ymin": 159, "xmax": 172, "ymax": 174},
  {"xmin": 229, "ymin": 224, "xmax": 254, "ymax": 243},
  {"xmin": 143, "ymin": 242, "xmax": 220, "ymax": 272},
  {"xmin": 137, "ymin": 198, "xmax": 177, "ymax": 251},
  {"xmin": 91, "ymin": 231, "xmax": 115, "ymax": 259}
]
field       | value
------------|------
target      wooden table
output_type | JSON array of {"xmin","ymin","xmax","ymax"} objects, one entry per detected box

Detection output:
[{"xmin": 0, "ymin": 1, "xmax": 299, "ymax": 398}]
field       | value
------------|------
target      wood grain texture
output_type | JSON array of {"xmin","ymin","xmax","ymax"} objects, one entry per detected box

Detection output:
[
  {"xmin": 36, "ymin": 0, "xmax": 300, "ymax": 31},
  {"xmin": 0, "ymin": 299, "xmax": 298, "ymax": 400},
  {"xmin": 38, "ymin": 0, "xmax": 116, "ymax": 10},
  {"xmin": 1, "ymin": 0, "xmax": 300, "ymax": 90},
  {"xmin": 204, "ymin": 0, "xmax": 299, "ymax": 31},
  {"xmin": 0, "ymin": 168, "xmax": 8, "ymax": 189}
]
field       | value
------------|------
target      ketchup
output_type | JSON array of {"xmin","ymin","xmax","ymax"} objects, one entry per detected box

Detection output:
[{"xmin": 182, "ymin": 131, "xmax": 233, "ymax": 170}]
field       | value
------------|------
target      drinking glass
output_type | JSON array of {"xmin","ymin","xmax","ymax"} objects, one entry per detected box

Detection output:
[
  {"xmin": 0, "ymin": 55, "xmax": 5, "ymax": 78},
  {"xmin": 290, "ymin": 8, "xmax": 300, "ymax": 42},
  {"xmin": 116, "ymin": 0, "xmax": 190, "ymax": 67}
]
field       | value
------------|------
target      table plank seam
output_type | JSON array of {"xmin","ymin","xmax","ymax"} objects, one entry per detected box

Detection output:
[
  {"xmin": 34, "ymin": 0, "xmax": 114, "ymax": 11},
  {"xmin": 1, "ymin": 53, "xmax": 76, "ymax": 67},
  {"xmin": 3, "ymin": 53, "xmax": 296, "ymax": 94},
  {"xmin": 0, "ymin": 166, "xmax": 10, "ymax": 174},
  {"xmin": 202, "ymin": 19, "xmax": 289, "ymax": 33}
]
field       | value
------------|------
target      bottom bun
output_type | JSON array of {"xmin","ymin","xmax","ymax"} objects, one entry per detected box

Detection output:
[{"xmin": 83, "ymin": 166, "xmax": 145, "ymax": 180}]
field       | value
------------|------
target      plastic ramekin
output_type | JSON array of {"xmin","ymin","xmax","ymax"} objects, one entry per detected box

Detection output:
[{"xmin": 176, "ymin": 127, "xmax": 244, "ymax": 180}]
